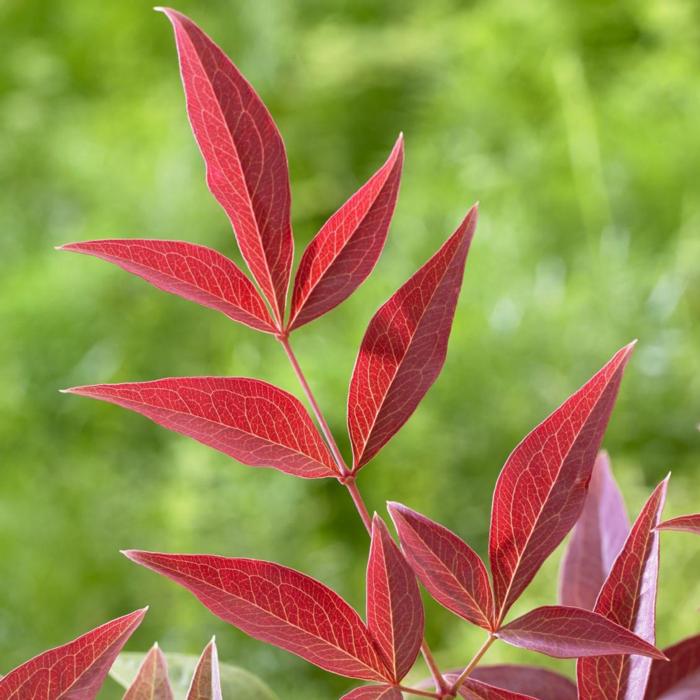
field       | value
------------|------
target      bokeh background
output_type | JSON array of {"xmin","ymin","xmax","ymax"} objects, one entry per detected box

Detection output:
[{"xmin": 1, "ymin": 0, "xmax": 699, "ymax": 697}]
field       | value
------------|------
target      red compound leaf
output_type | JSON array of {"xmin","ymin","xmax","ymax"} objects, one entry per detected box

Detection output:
[
  {"xmin": 489, "ymin": 343, "xmax": 636, "ymax": 621},
  {"xmin": 469, "ymin": 665, "xmax": 577, "ymax": 700},
  {"xmin": 656, "ymin": 514, "xmax": 700, "ymax": 535},
  {"xmin": 288, "ymin": 136, "xmax": 404, "ymax": 331},
  {"xmin": 64, "ymin": 377, "xmax": 338, "ymax": 479},
  {"xmin": 0, "ymin": 609, "xmax": 146, "ymax": 700},
  {"xmin": 644, "ymin": 634, "xmax": 700, "ymax": 699},
  {"xmin": 124, "ymin": 644, "xmax": 173, "ymax": 700},
  {"xmin": 347, "ymin": 205, "xmax": 477, "ymax": 469},
  {"xmin": 158, "ymin": 8, "xmax": 293, "ymax": 323},
  {"xmin": 124, "ymin": 551, "xmax": 391, "ymax": 682},
  {"xmin": 340, "ymin": 685, "xmax": 401, "ymax": 699},
  {"xmin": 186, "ymin": 639, "xmax": 222, "ymax": 700}
]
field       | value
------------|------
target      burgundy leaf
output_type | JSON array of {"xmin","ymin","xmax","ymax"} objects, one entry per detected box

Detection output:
[
  {"xmin": 124, "ymin": 644, "xmax": 173, "ymax": 700},
  {"xmin": 577, "ymin": 477, "xmax": 669, "ymax": 699},
  {"xmin": 496, "ymin": 606, "xmax": 666, "ymax": 659},
  {"xmin": 0, "ymin": 608, "xmax": 145, "ymax": 700},
  {"xmin": 59, "ymin": 240, "xmax": 275, "ymax": 333},
  {"xmin": 186, "ymin": 639, "xmax": 221, "ymax": 700},
  {"xmin": 644, "ymin": 634, "xmax": 700, "ymax": 699},
  {"xmin": 387, "ymin": 502, "xmax": 494, "ymax": 630},
  {"xmin": 340, "ymin": 686, "xmax": 401, "ymax": 700},
  {"xmin": 288, "ymin": 136, "xmax": 404, "ymax": 331},
  {"xmin": 366, "ymin": 515, "xmax": 424, "ymax": 681},
  {"xmin": 64, "ymin": 377, "xmax": 338, "ymax": 479},
  {"xmin": 159, "ymin": 8, "xmax": 293, "ymax": 323},
  {"xmin": 656, "ymin": 514, "xmax": 700, "ymax": 535},
  {"xmin": 489, "ymin": 343, "xmax": 636, "ymax": 620},
  {"xmin": 443, "ymin": 674, "xmax": 536, "ymax": 700},
  {"xmin": 347, "ymin": 205, "xmax": 477, "ymax": 469},
  {"xmin": 559, "ymin": 451, "xmax": 630, "ymax": 609},
  {"xmin": 470, "ymin": 665, "xmax": 577, "ymax": 700},
  {"xmin": 124, "ymin": 551, "xmax": 391, "ymax": 682}
]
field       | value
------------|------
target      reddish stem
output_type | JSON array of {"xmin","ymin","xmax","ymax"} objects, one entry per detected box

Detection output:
[{"xmin": 448, "ymin": 634, "xmax": 496, "ymax": 695}]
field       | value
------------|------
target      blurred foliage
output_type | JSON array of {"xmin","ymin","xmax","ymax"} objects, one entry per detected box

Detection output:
[{"xmin": 1, "ymin": 0, "xmax": 699, "ymax": 697}]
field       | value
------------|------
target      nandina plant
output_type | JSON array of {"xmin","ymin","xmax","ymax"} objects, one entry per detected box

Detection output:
[{"xmin": 2, "ymin": 8, "xmax": 698, "ymax": 700}]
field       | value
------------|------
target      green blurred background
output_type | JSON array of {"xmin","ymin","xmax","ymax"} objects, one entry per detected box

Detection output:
[{"xmin": 1, "ymin": 0, "xmax": 699, "ymax": 697}]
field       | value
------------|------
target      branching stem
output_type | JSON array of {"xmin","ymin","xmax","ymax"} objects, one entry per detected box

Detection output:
[{"xmin": 448, "ymin": 634, "xmax": 496, "ymax": 695}]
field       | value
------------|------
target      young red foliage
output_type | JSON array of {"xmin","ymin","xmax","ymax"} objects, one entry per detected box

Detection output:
[
  {"xmin": 158, "ymin": 8, "xmax": 293, "ymax": 324},
  {"xmin": 59, "ymin": 240, "xmax": 275, "ymax": 333},
  {"xmin": 656, "ymin": 513, "xmax": 700, "ymax": 535},
  {"xmin": 496, "ymin": 606, "xmax": 665, "ymax": 659},
  {"xmin": 124, "ymin": 643, "xmax": 174, "ymax": 700},
  {"xmin": 186, "ymin": 639, "xmax": 222, "ymax": 700},
  {"xmin": 64, "ymin": 377, "xmax": 338, "ymax": 479},
  {"xmin": 387, "ymin": 502, "xmax": 494, "ymax": 630},
  {"xmin": 489, "ymin": 342, "xmax": 635, "ymax": 621},
  {"xmin": 123, "ymin": 550, "xmax": 392, "ymax": 682},
  {"xmin": 442, "ymin": 674, "xmax": 536, "ymax": 700},
  {"xmin": 577, "ymin": 477, "xmax": 669, "ymax": 699},
  {"xmin": 340, "ymin": 685, "xmax": 402, "ymax": 700},
  {"xmin": 347, "ymin": 205, "xmax": 477, "ymax": 469},
  {"xmin": 559, "ymin": 451, "xmax": 629, "ymax": 610},
  {"xmin": 288, "ymin": 136, "xmax": 404, "ymax": 331},
  {"xmin": 644, "ymin": 634, "xmax": 700, "ymax": 699},
  {"xmin": 469, "ymin": 665, "xmax": 577, "ymax": 700},
  {"xmin": 366, "ymin": 515, "xmax": 424, "ymax": 682},
  {"xmin": 0, "ymin": 609, "xmax": 146, "ymax": 700}
]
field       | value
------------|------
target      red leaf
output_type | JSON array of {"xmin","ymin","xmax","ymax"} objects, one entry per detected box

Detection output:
[
  {"xmin": 59, "ymin": 240, "xmax": 275, "ymax": 333},
  {"xmin": 366, "ymin": 515, "xmax": 424, "ymax": 681},
  {"xmin": 124, "ymin": 551, "xmax": 391, "ymax": 682},
  {"xmin": 644, "ymin": 634, "xmax": 700, "ymax": 699},
  {"xmin": 158, "ymin": 8, "xmax": 293, "ymax": 323},
  {"xmin": 387, "ymin": 502, "xmax": 494, "ymax": 630},
  {"xmin": 0, "ymin": 608, "xmax": 145, "ymax": 699},
  {"xmin": 288, "ymin": 136, "xmax": 404, "ymax": 331},
  {"xmin": 347, "ymin": 205, "xmax": 477, "ymax": 468},
  {"xmin": 443, "ymin": 675, "xmax": 536, "ymax": 700},
  {"xmin": 186, "ymin": 639, "xmax": 221, "ymax": 700},
  {"xmin": 124, "ymin": 644, "xmax": 173, "ymax": 700},
  {"xmin": 469, "ymin": 665, "xmax": 577, "ymax": 700},
  {"xmin": 577, "ymin": 477, "xmax": 669, "ymax": 699},
  {"xmin": 340, "ymin": 686, "xmax": 401, "ymax": 699},
  {"xmin": 559, "ymin": 451, "xmax": 630, "ymax": 609},
  {"xmin": 64, "ymin": 377, "xmax": 338, "ymax": 479},
  {"xmin": 656, "ymin": 514, "xmax": 700, "ymax": 535},
  {"xmin": 489, "ymin": 343, "xmax": 636, "ymax": 620},
  {"xmin": 496, "ymin": 606, "xmax": 666, "ymax": 659}
]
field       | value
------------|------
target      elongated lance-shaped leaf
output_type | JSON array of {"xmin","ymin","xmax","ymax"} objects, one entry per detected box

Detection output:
[
  {"xmin": 64, "ymin": 377, "xmax": 338, "ymax": 479},
  {"xmin": 124, "ymin": 644, "xmax": 173, "ymax": 700},
  {"xmin": 158, "ymin": 8, "xmax": 293, "ymax": 323},
  {"xmin": 124, "ymin": 551, "xmax": 392, "ymax": 682},
  {"xmin": 489, "ymin": 342, "xmax": 636, "ymax": 620},
  {"xmin": 443, "ymin": 674, "xmax": 536, "ymax": 700},
  {"xmin": 469, "ymin": 665, "xmax": 577, "ymax": 700},
  {"xmin": 366, "ymin": 515, "xmax": 424, "ymax": 681},
  {"xmin": 577, "ymin": 477, "xmax": 669, "ymax": 699},
  {"xmin": 288, "ymin": 136, "xmax": 404, "ymax": 330},
  {"xmin": 348, "ymin": 205, "xmax": 477, "ymax": 469},
  {"xmin": 644, "ymin": 634, "xmax": 700, "ymax": 699},
  {"xmin": 387, "ymin": 502, "xmax": 494, "ymax": 630},
  {"xmin": 496, "ymin": 606, "xmax": 666, "ymax": 659},
  {"xmin": 559, "ymin": 451, "xmax": 630, "ymax": 609},
  {"xmin": 656, "ymin": 513, "xmax": 700, "ymax": 535},
  {"xmin": 340, "ymin": 686, "xmax": 401, "ymax": 699},
  {"xmin": 59, "ymin": 240, "xmax": 275, "ymax": 333},
  {"xmin": 186, "ymin": 639, "xmax": 222, "ymax": 700},
  {"xmin": 0, "ymin": 608, "xmax": 146, "ymax": 700}
]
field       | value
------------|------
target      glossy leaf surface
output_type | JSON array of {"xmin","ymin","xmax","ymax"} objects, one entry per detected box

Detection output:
[
  {"xmin": 59, "ymin": 240, "xmax": 275, "ymax": 332},
  {"xmin": 289, "ymin": 136, "xmax": 404, "ymax": 330},
  {"xmin": 470, "ymin": 665, "xmax": 577, "ymax": 700},
  {"xmin": 159, "ymin": 9, "xmax": 293, "ymax": 322},
  {"xmin": 387, "ymin": 502, "xmax": 493, "ymax": 630},
  {"xmin": 186, "ymin": 640, "xmax": 221, "ymax": 700},
  {"xmin": 656, "ymin": 514, "xmax": 700, "ymax": 535},
  {"xmin": 559, "ymin": 451, "xmax": 629, "ymax": 609},
  {"xmin": 489, "ymin": 343, "xmax": 635, "ymax": 619},
  {"xmin": 348, "ymin": 205, "xmax": 477, "ymax": 468},
  {"xmin": 65, "ymin": 377, "xmax": 338, "ymax": 479},
  {"xmin": 124, "ymin": 551, "xmax": 390, "ymax": 682},
  {"xmin": 340, "ymin": 686, "xmax": 401, "ymax": 700},
  {"xmin": 644, "ymin": 634, "xmax": 700, "ymax": 699},
  {"xmin": 124, "ymin": 644, "xmax": 174, "ymax": 700}
]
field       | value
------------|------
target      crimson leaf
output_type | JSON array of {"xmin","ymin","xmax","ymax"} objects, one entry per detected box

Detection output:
[
  {"xmin": 0, "ymin": 608, "xmax": 145, "ymax": 699},
  {"xmin": 489, "ymin": 342, "xmax": 636, "ymax": 621},
  {"xmin": 347, "ymin": 205, "xmax": 477, "ymax": 469},
  {"xmin": 387, "ymin": 502, "xmax": 494, "ymax": 630},
  {"xmin": 469, "ymin": 665, "xmax": 577, "ymax": 700},
  {"xmin": 124, "ymin": 643, "xmax": 173, "ymax": 700},
  {"xmin": 64, "ymin": 377, "xmax": 338, "ymax": 479},
  {"xmin": 288, "ymin": 135, "xmax": 404, "ymax": 330},
  {"xmin": 644, "ymin": 634, "xmax": 700, "ymax": 699},
  {"xmin": 577, "ymin": 477, "xmax": 669, "ymax": 699},
  {"xmin": 656, "ymin": 514, "xmax": 700, "ymax": 535},
  {"xmin": 59, "ymin": 240, "xmax": 275, "ymax": 333},
  {"xmin": 340, "ymin": 686, "xmax": 401, "ymax": 699},
  {"xmin": 442, "ymin": 675, "xmax": 536, "ymax": 700},
  {"xmin": 496, "ymin": 606, "xmax": 666, "ymax": 659},
  {"xmin": 158, "ymin": 8, "xmax": 293, "ymax": 323},
  {"xmin": 559, "ymin": 451, "xmax": 629, "ymax": 609},
  {"xmin": 186, "ymin": 639, "xmax": 222, "ymax": 700},
  {"xmin": 366, "ymin": 515, "xmax": 424, "ymax": 681},
  {"xmin": 124, "ymin": 551, "xmax": 391, "ymax": 682}
]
